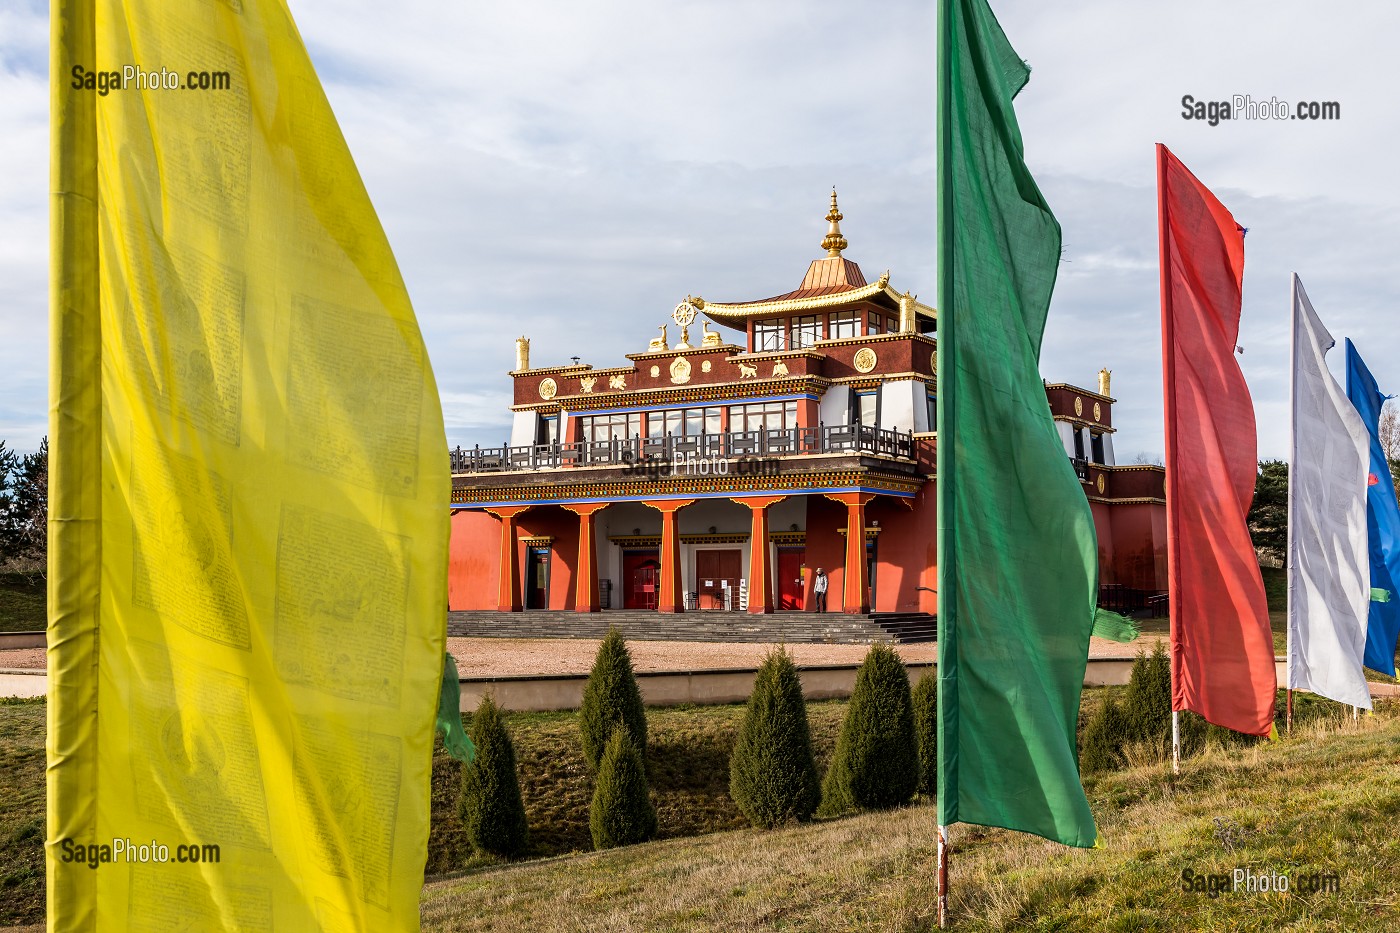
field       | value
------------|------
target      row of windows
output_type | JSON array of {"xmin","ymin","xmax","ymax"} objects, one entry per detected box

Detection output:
[
  {"xmin": 579, "ymin": 401, "xmax": 800, "ymax": 442},
  {"xmin": 754, "ymin": 310, "xmax": 903, "ymax": 351}
]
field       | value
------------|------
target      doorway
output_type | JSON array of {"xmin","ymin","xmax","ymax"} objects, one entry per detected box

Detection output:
[
  {"xmin": 524, "ymin": 546, "xmax": 550, "ymax": 609},
  {"xmin": 694, "ymin": 548, "xmax": 742, "ymax": 610},
  {"xmin": 623, "ymin": 550, "xmax": 660, "ymax": 610},
  {"xmin": 776, "ymin": 547, "xmax": 805, "ymax": 610}
]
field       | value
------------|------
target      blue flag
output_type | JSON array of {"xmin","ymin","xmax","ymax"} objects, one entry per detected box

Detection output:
[{"xmin": 1345, "ymin": 339, "xmax": 1400, "ymax": 675}]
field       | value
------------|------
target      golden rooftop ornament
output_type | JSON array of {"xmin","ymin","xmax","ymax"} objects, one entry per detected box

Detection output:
[{"xmin": 821, "ymin": 188, "xmax": 848, "ymax": 257}]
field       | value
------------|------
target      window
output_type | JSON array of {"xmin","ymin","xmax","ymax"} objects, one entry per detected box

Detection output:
[
  {"xmin": 581, "ymin": 412, "xmax": 641, "ymax": 442},
  {"xmin": 728, "ymin": 400, "xmax": 799, "ymax": 432},
  {"xmin": 647, "ymin": 406, "xmax": 721, "ymax": 437},
  {"xmin": 754, "ymin": 319, "xmax": 787, "ymax": 351},
  {"xmin": 791, "ymin": 315, "xmax": 821, "ymax": 349},
  {"xmin": 888, "ymin": 315, "xmax": 900, "ymax": 334},
  {"xmin": 925, "ymin": 392, "xmax": 937, "ymax": 433},
  {"xmin": 851, "ymin": 390, "xmax": 879, "ymax": 427},
  {"xmin": 867, "ymin": 312, "xmax": 883, "ymax": 336},
  {"xmin": 1090, "ymin": 431, "xmax": 1105, "ymax": 464},
  {"xmin": 1072, "ymin": 426, "xmax": 1085, "ymax": 460},
  {"xmin": 829, "ymin": 310, "xmax": 859, "ymax": 340},
  {"xmin": 536, "ymin": 414, "xmax": 559, "ymax": 445}
]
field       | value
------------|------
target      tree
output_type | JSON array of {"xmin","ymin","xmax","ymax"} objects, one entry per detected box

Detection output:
[
  {"xmin": 1121, "ymin": 640, "xmax": 1172, "ymax": 751},
  {"xmin": 589, "ymin": 728, "xmax": 657, "ymax": 850},
  {"xmin": 578, "ymin": 628, "xmax": 648, "ymax": 772},
  {"xmin": 911, "ymin": 671, "xmax": 938, "ymax": 798},
  {"xmin": 0, "ymin": 438, "xmax": 46, "ymax": 572},
  {"xmin": 1079, "ymin": 695, "xmax": 1128, "ymax": 774},
  {"xmin": 1247, "ymin": 459, "xmax": 1288, "ymax": 566},
  {"xmin": 821, "ymin": 644, "xmax": 918, "ymax": 814},
  {"xmin": 458, "ymin": 695, "xmax": 529, "ymax": 858},
  {"xmin": 729, "ymin": 648, "xmax": 820, "ymax": 828},
  {"xmin": 1380, "ymin": 399, "xmax": 1400, "ymax": 462}
]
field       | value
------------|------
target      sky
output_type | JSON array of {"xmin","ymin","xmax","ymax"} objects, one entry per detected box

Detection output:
[{"xmin": 2, "ymin": 0, "xmax": 1398, "ymax": 462}]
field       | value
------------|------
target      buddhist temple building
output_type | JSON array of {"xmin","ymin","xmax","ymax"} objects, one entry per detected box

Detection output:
[{"xmin": 448, "ymin": 193, "xmax": 1166, "ymax": 618}]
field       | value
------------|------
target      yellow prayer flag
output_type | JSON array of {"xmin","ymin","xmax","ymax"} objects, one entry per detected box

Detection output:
[{"xmin": 49, "ymin": 1, "xmax": 449, "ymax": 929}]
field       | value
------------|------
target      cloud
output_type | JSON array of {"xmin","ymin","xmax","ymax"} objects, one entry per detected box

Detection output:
[{"xmin": 2, "ymin": 0, "xmax": 1397, "ymax": 465}]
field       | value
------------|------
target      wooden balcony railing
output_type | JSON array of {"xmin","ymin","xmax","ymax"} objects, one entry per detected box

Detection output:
[{"xmin": 450, "ymin": 423, "xmax": 917, "ymax": 474}]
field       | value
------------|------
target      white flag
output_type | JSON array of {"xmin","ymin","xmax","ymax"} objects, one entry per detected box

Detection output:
[{"xmin": 1288, "ymin": 275, "xmax": 1372, "ymax": 708}]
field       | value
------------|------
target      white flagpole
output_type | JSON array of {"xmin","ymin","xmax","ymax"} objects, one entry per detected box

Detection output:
[
  {"xmin": 1171, "ymin": 710, "xmax": 1180, "ymax": 774},
  {"xmin": 937, "ymin": 824, "xmax": 949, "ymax": 928}
]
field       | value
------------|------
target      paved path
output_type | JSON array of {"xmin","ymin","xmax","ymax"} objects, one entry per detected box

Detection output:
[{"xmin": 1, "ymin": 635, "xmax": 1162, "ymax": 677}]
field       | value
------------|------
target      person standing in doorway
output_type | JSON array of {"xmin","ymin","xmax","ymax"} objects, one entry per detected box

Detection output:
[{"xmin": 813, "ymin": 567, "xmax": 828, "ymax": 613}]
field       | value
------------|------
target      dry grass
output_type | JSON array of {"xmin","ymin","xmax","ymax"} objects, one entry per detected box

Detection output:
[{"xmin": 422, "ymin": 703, "xmax": 1400, "ymax": 932}]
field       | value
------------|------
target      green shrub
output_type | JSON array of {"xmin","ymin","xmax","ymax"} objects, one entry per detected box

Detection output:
[
  {"xmin": 821, "ymin": 644, "xmax": 918, "ymax": 814},
  {"xmin": 589, "ymin": 728, "xmax": 657, "ymax": 850},
  {"xmin": 729, "ymin": 648, "xmax": 820, "ymax": 828},
  {"xmin": 911, "ymin": 670, "xmax": 938, "ymax": 798},
  {"xmin": 1080, "ymin": 695, "xmax": 1129, "ymax": 774},
  {"xmin": 579, "ymin": 628, "xmax": 647, "ymax": 772},
  {"xmin": 458, "ymin": 696, "xmax": 528, "ymax": 858},
  {"xmin": 1122, "ymin": 641, "xmax": 1172, "ymax": 749}
]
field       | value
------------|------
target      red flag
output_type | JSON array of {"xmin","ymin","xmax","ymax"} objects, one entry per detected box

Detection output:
[{"xmin": 1157, "ymin": 144, "xmax": 1276, "ymax": 736}]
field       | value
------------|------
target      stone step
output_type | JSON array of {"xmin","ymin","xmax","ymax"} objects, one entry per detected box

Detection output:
[{"xmin": 447, "ymin": 610, "xmax": 937, "ymax": 645}]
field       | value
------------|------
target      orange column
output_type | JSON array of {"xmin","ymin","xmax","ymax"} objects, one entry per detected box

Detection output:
[
  {"xmin": 564, "ymin": 503, "xmax": 608, "ymax": 612},
  {"xmin": 825, "ymin": 492, "xmax": 875, "ymax": 613},
  {"xmin": 487, "ymin": 506, "xmax": 532, "ymax": 612},
  {"xmin": 650, "ymin": 499, "xmax": 695, "ymax": 613},
  {"xmin": 740, "ymin": 495, "xmax": 786, "ymax": 614}
]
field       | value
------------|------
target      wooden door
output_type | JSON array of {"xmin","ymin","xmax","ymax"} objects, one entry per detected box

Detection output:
[
  {"xmin": 776, "ymin": 547, "xmax": 805, "ymax": 610},
  {"xmin": 694, "ymin": 548, "xmax": 742, "ymax": 609}
]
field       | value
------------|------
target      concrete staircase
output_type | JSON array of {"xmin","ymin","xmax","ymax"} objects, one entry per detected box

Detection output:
[{"xmin": 447, "ymin": 609, "xmax": 938, "ymax": 645}]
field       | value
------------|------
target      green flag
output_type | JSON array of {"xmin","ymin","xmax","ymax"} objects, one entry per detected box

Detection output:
[{"xmin": 936, "ymin": 0, "xmax": 1099, "ymax": 847}]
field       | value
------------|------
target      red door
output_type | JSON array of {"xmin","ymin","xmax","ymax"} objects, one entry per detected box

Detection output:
[
  {"xmin": 623, "ymin": 551, "xmax": 660, "ymax": 610},
  {"xmin": 777, "ymin": 547, "xmax": 806, "ymax": 610}
]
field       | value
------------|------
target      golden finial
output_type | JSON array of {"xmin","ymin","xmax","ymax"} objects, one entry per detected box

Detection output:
[{"xmin": 821, "ymin": 188, "xmax": 848, "ymax": 257}]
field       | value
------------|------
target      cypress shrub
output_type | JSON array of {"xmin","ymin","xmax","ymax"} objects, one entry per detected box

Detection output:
[
  {"xmin": 729, "ymin": 648, "xmax": 821, "ymax": 828},
  {"xmin": 1079, "ymin": 694, "xmax": 1128, "ymax": 774},
  {"xmin": 457, "ymin": 695, "xmax": 528, "ymax": 858},
  {"xmin": 912, "ymin": 670, "xmax": 938, "ymax": 798},
  {"xmin": 579, "ymin": 628, "xmax": 647, "ymax": 772},
  {"xmin": 1122, "ymin": 640, "xmax": 1172, "ymax": 749},
  {"xmin": 821, "ymin": 644, "xmax": 918, "ymax": 813},
  {"xmin": 589, "ymin": 728, "xmax": 657, "ymax": 850}
]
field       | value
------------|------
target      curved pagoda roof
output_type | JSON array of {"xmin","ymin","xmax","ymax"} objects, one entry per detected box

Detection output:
[{"xmin": 691, "ymin": 190, "xmax": 936, "ymax": 327}]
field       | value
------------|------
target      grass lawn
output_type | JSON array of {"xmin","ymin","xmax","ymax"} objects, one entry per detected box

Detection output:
[
  {"xmin": 421, "ymin": 701, "xmax": 1400, "ymax": 931},
  {"xmin": 0, "ymin": 698, "xmax": 45, "ymax": 928},
  {"xmin": 0, "ymin": 574, "xmax": 45, "ymax": 634}
]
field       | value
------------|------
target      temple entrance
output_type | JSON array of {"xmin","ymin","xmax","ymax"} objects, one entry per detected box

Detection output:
[
  {"xmin": 524, "ymin": 546, "xmax": 550, "ymax": 609},
  {"xmin": 694, "ymin": 548, "xmax": 742, "ymax": 610},
  {"xmin": 623, "ymin": 551, "xmax": 660, "ymax": 610},
  {"xmin": 776, "ymin": 547, "xmax": 805, "ymax": 610}
]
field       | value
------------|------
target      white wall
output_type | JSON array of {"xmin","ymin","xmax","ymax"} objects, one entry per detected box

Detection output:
[
  {"xmin": 880, "ymin": 380, "xmax": 919, "ymax": 433},
  {"xmin": 819, "ymin": 384, "xmax": 850, "ymax": 426},
  {"xmin": 510, "ymin": 410, "xmax": 537, "ymax": 447}
]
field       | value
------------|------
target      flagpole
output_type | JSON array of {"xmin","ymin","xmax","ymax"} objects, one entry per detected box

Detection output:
[
  {"xmin": 1287, "ymin": 273, "xmax": 1298, "ymax": 740},
  {"xmin": 1156, "ymin": 143, "xmax": 1183, "ymax": 772},
  {"xmin": 48, "ymin": 0, "xmax": 102, "ymax": 926},
  {"xmin": 935, "ymin": 0, "xmax": 954, "ymax": 924},
  {"xmin": 937, "ymin": 823, "xmax": 949, "ymax": 928}
]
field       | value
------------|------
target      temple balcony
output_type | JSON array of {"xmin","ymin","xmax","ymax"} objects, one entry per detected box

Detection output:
[{"xmin": 451, "ymin": 423, "xmax": 920, "ymax": 476}]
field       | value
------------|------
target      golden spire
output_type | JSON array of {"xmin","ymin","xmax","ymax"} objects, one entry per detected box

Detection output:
[{"xmin": 821, "ymin": 188, "xmax": 848, "ymax": 257}]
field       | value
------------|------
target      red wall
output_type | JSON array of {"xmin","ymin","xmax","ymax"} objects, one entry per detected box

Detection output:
[
  {"xmin": 866, "ymin": 490, "xmax": 937, "ymax": 613},
  {"xmin": 1109, "ymin": 503, "xmax": 1167, "ymax": 592},
  {"xmin": 449, "ymin": 509, "xmax": 501, "ymax": 611}
]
